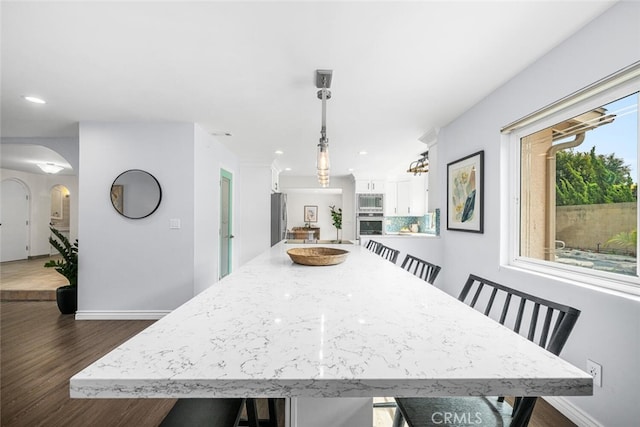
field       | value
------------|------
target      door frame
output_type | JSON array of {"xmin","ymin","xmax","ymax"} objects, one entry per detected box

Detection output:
[
  {"xmin": 220, "ymin": 169, "xmax": 233, "ymax": 278},
  {"xmin": 1, "ymin": 178, "xmax": 31, "ymax": 262}
]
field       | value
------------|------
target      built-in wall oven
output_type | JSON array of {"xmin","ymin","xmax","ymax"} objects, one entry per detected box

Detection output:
[{"xmin": 357, "ymin": 212, "xmax": 384, "ymax": 236}]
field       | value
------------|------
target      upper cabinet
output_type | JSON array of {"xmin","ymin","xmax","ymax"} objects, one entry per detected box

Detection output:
[
  {"xmin": 409, "ymin": 174, "xmax": 427, "ymax": 216},
  {"xmin": 385, "ymin": 182, "xmax": 398, "ymax": 216},
  {"xmin": 397, "ymin": 181, "xmax": 411, "ymax": 215},
  {"xmin": 385, "ymin": 174, "xmax": 427, "ymax": 216},
  {"xmin": 355, "ymin": 179, "xmax": 385, "ymax": 194}
]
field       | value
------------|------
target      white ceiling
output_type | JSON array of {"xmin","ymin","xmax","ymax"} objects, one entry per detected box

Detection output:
[{"xmin": 0, "ymin": 1, "xmax": 615, "ymax": 178}]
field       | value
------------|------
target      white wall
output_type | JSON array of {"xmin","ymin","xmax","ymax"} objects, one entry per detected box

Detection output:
[
  {"xmin": 286, "ymin": 192, "xmax": 343, "ymax": 240},
  {"xmin": 193, "ymin": 126, "xmax": 240, "ymax": 295},
  {"xmin": 78, "ymin": 122, "xmax": 196, "ymax": 314},
  {"xmin": 280, "ymin": 175, "xmax": 356, "ymax": 240},
  {"xmin": 1, "ymin": 168, "xmax": 78, "ymax": 255},
  {"xmin": 435, "ymin": 3, "xmax": 640, "ymax": 425},
  {"xmin": 237, "ymin": 162, "xmax": 272, "ymax": 266}
]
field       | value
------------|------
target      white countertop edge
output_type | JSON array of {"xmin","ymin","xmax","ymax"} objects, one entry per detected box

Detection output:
[{"xmin": 71, "ymin": 377, "xmax": 592, "ymax": 399}]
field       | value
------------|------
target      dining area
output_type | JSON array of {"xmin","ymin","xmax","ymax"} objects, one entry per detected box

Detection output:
[{"xmin": 70, "ymin": 241, "xmax": 592, "ymax": 427}]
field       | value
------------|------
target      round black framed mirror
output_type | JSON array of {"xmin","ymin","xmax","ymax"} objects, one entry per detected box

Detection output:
[{"xmin": 110, "ymin": 169, "xmax": 162, "ymax": 219}]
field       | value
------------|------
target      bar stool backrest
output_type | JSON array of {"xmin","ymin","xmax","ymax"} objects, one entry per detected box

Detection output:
[{"xmin": 400, "ymin": 254, "xmax": 441, "ymax": 284}]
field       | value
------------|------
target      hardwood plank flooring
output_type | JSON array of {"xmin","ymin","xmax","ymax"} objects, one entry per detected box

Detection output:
[
  {"xmin": 1, "ymin": 301, "xmax": 282, "ymax": 427},
  {"xmin": 1, "ymin": 301, "xmax": 175, "ymax": 427},
  {"xmin": 507, "ymin": 397, "xmax": 576, "ymax": 427}
]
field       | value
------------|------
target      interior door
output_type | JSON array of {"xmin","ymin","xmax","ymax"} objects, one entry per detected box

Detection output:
[
  {"xmin": 1, "ymin": 179, "xmax": 29, "ymax": 262},
  {"xmin": 220, "ymin": 169, "xmax": 233, "ymax": 279}
]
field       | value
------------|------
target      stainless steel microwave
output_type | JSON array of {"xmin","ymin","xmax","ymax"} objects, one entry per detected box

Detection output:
[{"xmin": 357, "ymin": 193, "xmax": 384, "ymax": 212}]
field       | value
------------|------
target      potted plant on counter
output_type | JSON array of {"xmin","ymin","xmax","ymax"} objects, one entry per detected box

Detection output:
[
  {"xmin": 44, "ymin": 227, "xmax": 78, "ymax": 314},
  {"xmin": 329, "ymin": 205, "xmax": 342, "ymax": 243}
]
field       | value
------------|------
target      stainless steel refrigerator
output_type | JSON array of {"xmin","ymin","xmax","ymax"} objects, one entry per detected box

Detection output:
[{"xmin": 271, "ymin": 192, "xmax": 287, "ymax": 246}]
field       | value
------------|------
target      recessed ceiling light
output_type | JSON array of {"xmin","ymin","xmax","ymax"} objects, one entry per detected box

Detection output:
[
  {"xmin": 275, "ymin": 150, "xmax": 284, "ymax": 155},
  {"xmin": 359, "ymin": 151, "xmax": 368, "ymax": 155},
  {"xmin": 348, "ymin": 168, "xmax": 354, "ymax": 172},
  {"xmin": 284, "ymin": 167, "xmax": 292, "ymax": 171},
  {"xmin": 23, "ymin": 96, "xmax": 46, "ymax": 104}
]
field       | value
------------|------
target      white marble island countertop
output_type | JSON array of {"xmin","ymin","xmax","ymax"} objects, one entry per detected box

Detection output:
[{"xmin": 71, "ymin": 243, "xmax": 591, "ymax": 399}]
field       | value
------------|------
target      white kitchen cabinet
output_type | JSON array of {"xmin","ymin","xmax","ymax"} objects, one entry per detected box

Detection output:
[
  {"xmin": 409, "ymin": 174, "xmax": 427, "ymax": 216},
  {"xmin": 385, "ymin": 175, "xmax": 426, "ymax": 216},
  {"xmin": 396, "ymin": 181, "xmax": 411, "ymax": 215},
  {"xmin": 423, "ymin": 173, "xmax": 429, "ymax": 213},
  {"xmin": 385, "ymin": 182, "xmax": 397, "ymax": 216},
  {"xmin": 355, "ymin": 179, "xmax": 385, "ymax": 194}
]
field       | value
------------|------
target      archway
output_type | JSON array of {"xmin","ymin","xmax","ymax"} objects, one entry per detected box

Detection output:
[
  {"xmin": 49, "ymin": 184, "xmax": 71, "ymax": 255},
  {"xmin": 1, "ymin": 142, "xmax": 76, "ymax": 298}
]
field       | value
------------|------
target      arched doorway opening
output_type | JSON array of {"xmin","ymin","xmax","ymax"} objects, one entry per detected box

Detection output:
[
  {"xmin": 49, "ymin": 184, "xmax": 71, "ymax": 255},
  {"xmin": 1, "ymin": 142, "xmax": 77, "ymax": 299}
]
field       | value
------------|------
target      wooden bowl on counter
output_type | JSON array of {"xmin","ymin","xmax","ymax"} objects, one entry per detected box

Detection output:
[{"xmin": 286, "ymin": 247, "xmax": 349, "ymax": 266}]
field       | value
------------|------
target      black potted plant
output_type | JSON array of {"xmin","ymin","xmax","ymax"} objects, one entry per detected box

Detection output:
[{"xmin": 44, "ymin": 227, "xmax": 78, "ymax": 314}]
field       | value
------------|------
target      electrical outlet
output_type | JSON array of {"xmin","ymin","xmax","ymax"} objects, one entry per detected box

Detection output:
[{"xmin": 587, "ymin": 359, "xmax": 602, "ymax": 387}]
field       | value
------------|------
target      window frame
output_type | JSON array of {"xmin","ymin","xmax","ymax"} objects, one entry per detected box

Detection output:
[{"xmin": 504, "ymin": 72, "xmax": 640, "ymax": 297}]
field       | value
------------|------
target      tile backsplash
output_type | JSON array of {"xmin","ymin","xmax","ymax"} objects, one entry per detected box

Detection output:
[{"xmin": 385, "ymin": 209, "xmax": 440, "ymax": 235}]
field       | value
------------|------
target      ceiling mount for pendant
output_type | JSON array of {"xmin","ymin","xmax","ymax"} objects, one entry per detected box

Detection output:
[{"xmin": 315, "ymin": 69, "xmax": 333, "ymax": 89}]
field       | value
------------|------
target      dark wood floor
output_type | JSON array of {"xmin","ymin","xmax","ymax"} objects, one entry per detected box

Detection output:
[
  {"xmin": 1, "ymin": 301, "xmax": 574, "ymax": 427},
  {"xmin": 507, "ymin": 398, "xmax": 575, "ymax": 427},
  {"xmin": 1, "ymin": 301, "xmax": 175, "ymax": 427},
  {"xmin": 1, "ymin": 301, "xmax": 282, "ymax": 427}
]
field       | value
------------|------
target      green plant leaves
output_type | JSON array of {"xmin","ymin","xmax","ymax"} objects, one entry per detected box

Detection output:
[{"xmin": 44, "ymin": 227, "xmax": 78, "ymax": 287}]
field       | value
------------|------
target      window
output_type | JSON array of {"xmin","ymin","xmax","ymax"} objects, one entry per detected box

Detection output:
[{"xmin": 505, "ymin": 64, "xmax": 640, "ymax": 294}]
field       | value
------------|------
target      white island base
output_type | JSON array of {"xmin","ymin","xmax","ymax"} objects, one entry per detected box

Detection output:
[{"xmin": 292, "ymin": 398, "xmax": 373, "ymax": 427}]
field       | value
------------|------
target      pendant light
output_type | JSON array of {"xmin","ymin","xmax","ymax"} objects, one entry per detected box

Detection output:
[
  {"xmin": 316, "ymin": 70, "xmax": 333, "ymax": 187},
  {"xmin": 407, "ymin": 151, "xmax": 429, "ymax": 175}
]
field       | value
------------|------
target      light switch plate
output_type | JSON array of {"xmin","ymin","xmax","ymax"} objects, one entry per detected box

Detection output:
[{"xmin": 169, "ymin": 219, "xmax": 181, "ymax": 229}]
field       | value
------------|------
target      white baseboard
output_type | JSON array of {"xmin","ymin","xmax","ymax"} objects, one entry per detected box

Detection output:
[
  {"xmin": 543, "ymin": 396, "xmax": 603, "ymax": 427},
  {"xmin": 75, "ymin": 310, "xmax": 170, "ymax": 320}
]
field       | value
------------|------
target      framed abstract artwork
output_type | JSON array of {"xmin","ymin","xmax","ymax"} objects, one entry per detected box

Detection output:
[{"xmin": 447, "ymin": 150, "xmax": 484, "ymax": 233}]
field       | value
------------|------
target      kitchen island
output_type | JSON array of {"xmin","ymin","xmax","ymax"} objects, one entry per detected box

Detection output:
[{"xmin": 71, "ymin": 242, "xmax": 591, "ymax": 426}]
